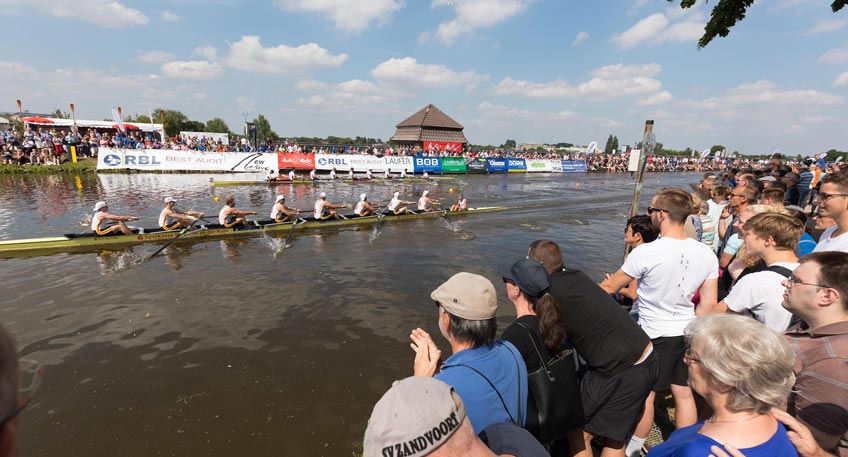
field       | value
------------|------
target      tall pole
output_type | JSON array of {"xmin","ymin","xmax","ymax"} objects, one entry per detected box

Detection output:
[
  {"xmin": 69, "ymin": 103, "xmax": 79, "ymax": 163},
  {"xmin": 16, "ymin": 99, "xmax": 23, "ymax": 131},
  {"xmin": 69, "ymin": 103, "xmax": 78, "ymax": 135},
  {"xmin": 625, "ymin": 120, "xmax": 655, "ymax": 259}
]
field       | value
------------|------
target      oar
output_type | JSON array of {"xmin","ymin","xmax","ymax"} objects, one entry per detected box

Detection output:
[
  {"xmin": 435, "ymin": 203, "xmax": 453, "ymax": 224},
  {"xmin": 373, "ymin": 204, "xmax": 390, "ymax": 231},
  {"xmin": 284, "ymin": 215, "xmax": 307, "ymax": 246},
  {"xmin": 147, "ymin": 220, "xmax": 202, "ymax": 261}
]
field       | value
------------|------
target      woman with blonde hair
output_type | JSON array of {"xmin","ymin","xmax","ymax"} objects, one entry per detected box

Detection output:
[{"xmin": 648, "ymin": 314, "xmax": 797, "ymax": 456}]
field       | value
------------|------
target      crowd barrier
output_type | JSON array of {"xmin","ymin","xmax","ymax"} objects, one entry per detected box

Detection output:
[{"xmin": 96, "ymin": 148, "xmax": 587, "ymax": 173}]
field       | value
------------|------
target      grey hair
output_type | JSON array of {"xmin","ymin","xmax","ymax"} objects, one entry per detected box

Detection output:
[{"xmin": 686, "ymin": 314, "xmax": 795, "ymax": 413}]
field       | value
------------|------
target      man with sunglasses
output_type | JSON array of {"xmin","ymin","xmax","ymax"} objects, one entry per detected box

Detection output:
[
  {"xmin": 813, "ymin": 171, "xmax": 848, "ymax": 253},
  {"xmin": 782, "ymin": 251, "xmax": 848, "ymax": 457}
]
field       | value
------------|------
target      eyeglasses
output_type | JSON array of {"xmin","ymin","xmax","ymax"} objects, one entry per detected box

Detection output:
[
  {"xmin": 818, "ymin": 192, "xmax": 848, "ymax": 202},
  {"xmin": 0, "ymin": 359, "xmax": 44, "ymax": 429},
  {"xmin": 729, "ymin": 193, "xmax": 745, "ymax": 199},
  {"xmin": 646, "ymin": 206, "xmax": 668, "ymax": 215},
  {"xmin": 683, "ymin": 347, "xmax": 700, "ymax": 364},
  {"xmin": 784, "ymin": 274, "xmax": 827, "ymax": 289}
]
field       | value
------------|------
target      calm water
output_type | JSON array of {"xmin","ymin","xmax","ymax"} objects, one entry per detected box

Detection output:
[{"xmin": 0, "ymin": 171, "xmax": 699, "ymax": 456}]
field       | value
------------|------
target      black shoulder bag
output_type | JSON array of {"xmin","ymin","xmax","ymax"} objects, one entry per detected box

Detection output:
[{"xmin": 516, "ymin": 322, "xmax": 584, "ymax": 444}]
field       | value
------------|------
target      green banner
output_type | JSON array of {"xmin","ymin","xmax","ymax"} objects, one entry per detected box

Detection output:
[{"xmin": 439, "ymin": 157, "xmax": 467, "ymax": 173}]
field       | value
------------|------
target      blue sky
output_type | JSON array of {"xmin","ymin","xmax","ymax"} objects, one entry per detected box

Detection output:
[{"xmin": 1, "ymin": 0, "xmax": 846, "ymax": 155}]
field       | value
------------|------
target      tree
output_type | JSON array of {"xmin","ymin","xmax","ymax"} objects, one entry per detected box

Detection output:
[
  {"xmin": 671, "ymin": 0, "xmax": 845, "ymax": 48},
  {"xmin": 252, "ymin": 114, "xmax": 278, "ymax": 142},
  {"xmin": 205, "ymin": 118, "xmax": 230, "ymax": 134},
  {"xmin": 710, "ymin": 145, "xmax": 726, "ymax": 154},
  {"xmin": 502, "ymin": 139, "xmax": 516, "ymax": 149},
  {"xmin": 50, "ymin": 108, "xmax": 70, "ymax": 119},
  {"xmin": 182, "ymin": 120, "xmax": 206, "ymax": 132},
  {"xmin": 612, "ymin": 135, "xmax": 619, "ymax": 153},
  {"xmin": 153, "ymin": 108, "xmax": 189, "ymax": 137}
]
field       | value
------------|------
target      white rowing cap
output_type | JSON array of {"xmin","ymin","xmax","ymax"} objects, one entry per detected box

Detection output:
[
  {"xmin": 164, "ymin": 197, "xmax": 176, "ymax": 203},
  {"xmin": 422, "ymin": 190, "xmax": 429, "ymax": 196},
  {"xmin": 319, "ymin": 192, "xmax": 327, "ymax": 198},
  {"xmin": 93, "ymin": 201, "xmax": 107, "ymax": 211},
  {"xmin": 360, "ymin": 193, "xmax": 367, "ymax": 201},
  {"xmin": 276, "ymin": 195, "xmax": 286, "ymax": 202},
  {"xmin": 394, "ymin": 192, "xmax": 400, "ymax": 198}
]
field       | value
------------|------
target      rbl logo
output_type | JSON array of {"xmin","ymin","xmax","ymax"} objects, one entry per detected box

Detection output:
[{"xmin": 103, "ymin": 154, "xmax": 121, "ymax": 166}]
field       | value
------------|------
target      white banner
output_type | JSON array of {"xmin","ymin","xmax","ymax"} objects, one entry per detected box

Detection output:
[
  {"xmin": 313, "ymin": 154, "xmax": 413, "ymax": 172},
  {"xmin": 96, "ymin": 148, "xmax": 278, "ymax": 173},
  {"xmin": 525, "ymin": 159, "xmax": 554, "ymax": 172}
]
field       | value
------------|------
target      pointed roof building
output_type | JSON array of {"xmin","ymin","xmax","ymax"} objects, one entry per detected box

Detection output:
[{"xmin": 390, "ymin": 104, "xmax": 468, "ymax": 145}]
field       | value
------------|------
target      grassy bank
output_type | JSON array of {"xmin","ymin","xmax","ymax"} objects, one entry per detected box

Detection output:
[{"xmin": 0, "ymin": 158, "xmax": 98, "ymax": 174}]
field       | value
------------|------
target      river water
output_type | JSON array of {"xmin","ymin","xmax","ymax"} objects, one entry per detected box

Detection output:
[{"xmin": 0, "ymin": 171, "xmax": 699, "ymax": 456}]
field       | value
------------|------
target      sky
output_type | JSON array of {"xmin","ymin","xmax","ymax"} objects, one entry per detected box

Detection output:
[{"xmin": 1, "ymin": 0, "xmax": 846, "ymax": 155}]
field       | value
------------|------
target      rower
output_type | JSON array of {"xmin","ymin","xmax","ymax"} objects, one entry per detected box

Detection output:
[
  {"xmin": 450, "ymin": 193, "xmax": 468, "ymax": 212},
  {"xmin": 314, "ymin": 192, "xmax": 345, "ymax": 220},
  {"xmin": 330, "ymin": 167, "xmax": 338, "ymax": 180},
  {"xmin": 401, "ymin": 169, "xmax": 407, "ymax": 179},
  {"xmin": 417, "ymin": 190, "xmax": 440, "ymax": 211},
  {"xmin": 423, "ymin": 170, "xmax": 429, "ymax": 179},
  {"xmin": 288, "ymin": 170, "xmax": 296, "ymax": 181},
  {"xmin": 159, "ymin": 197, "xmax": 204, "ymax": 231},
  {"xmin": 384, "ymin": 169, "xmax": 391, "ymax": 179},
  {"xmin": 309, "ymin": 169, "xmax": 317, "ymax": 180},
  {"xmin": 348, "ymin": 168, "xmax": 354, "ymax": 179},
  {"xmin": 91, "ymin": 201, "xmax": 138, "ymax": 236},
  {"xmin": 270, "ymin": 195, "xmax": 301, "ymax": 223},
  {"xmin": 218, "ymin": 196, "xmax": 257, "ymax": 228},
  {"xmin": 366, "ymin": 169, "xmax": 373, "ymax": 179},
  {"xmin": 388, "ymin": 192, "xmax": 415, "ymax": 215},
  {"xmin": 354, "ymin": 193, "xmax": 382, "ymax": 217}
]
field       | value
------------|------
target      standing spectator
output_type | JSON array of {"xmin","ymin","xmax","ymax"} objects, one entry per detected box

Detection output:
[
  {"xmin": 409, "ymin": 272, "xmax": 528, "ymax": 435},
  {"xmin": 530, "ymin": 240, "xmax": 656, "ymax": 457},
  {"xmin": 813, "ymin": 171, "xmax": 848, "ymax": 253},
  {"xmin": 784, "ymin": 172, "xmax": 801, "ymax": 206},
  {"xmin": 782, "ymin": 251, "xmax": 848, "ymax": 456},
  {"xmin": 797, "ymin": 166, "xmax": 814, "ymax": 209},
  {"xmin": 601, "ymin": 188, "xmax": 719, "ymax": 451}
]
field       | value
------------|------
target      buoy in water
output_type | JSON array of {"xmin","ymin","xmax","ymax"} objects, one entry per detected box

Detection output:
[
  {"xmin": 449, "ymin": 188, "xmax": 454, "ymax": 193},
  {"xmin": 214, "ymin": 196, "xmax": 220, "ymax": 202},
  {"xmin": 575, "ymin": 183, "xmax": 580, "ymax": 187}
]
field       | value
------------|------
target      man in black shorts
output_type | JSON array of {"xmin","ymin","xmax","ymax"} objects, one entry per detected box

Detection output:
[{"xmin": 528, "ymin": 239, "xmax": 657, "ymax": 457}]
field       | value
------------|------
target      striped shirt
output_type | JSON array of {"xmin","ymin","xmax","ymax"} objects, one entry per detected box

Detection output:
[{"xmin": 785, "ymin": 321, "xmax": 848, "ymax": 456}]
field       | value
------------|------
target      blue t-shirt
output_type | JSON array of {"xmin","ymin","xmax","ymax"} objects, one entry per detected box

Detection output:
[
  {"xmin": 435, "ymin": 341, "xmax": 528, "ymax": 434},
  {"xmin": 647, "ymin": 420, "xmax": 798, "ymax": 457},
  {"xmin": 798, "ymin": 232, "xmax": 816, "ymax": 257}
]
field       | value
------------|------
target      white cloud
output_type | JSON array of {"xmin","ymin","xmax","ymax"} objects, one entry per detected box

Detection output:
[
  {"xmin": 295, "ymin": 79, "xmax": 330, "ymax": 91},
  {"xmin": 136, "ymin": 50, "xmax": 175, "ymax": 64},
  {"xmin": 690, "ymin": 80, "xmax": 842, "ymax": 108},
  {"xmin": 496, "ymin": 63, "xmax": 666, "ymax": 100},
  {"xmin": 430, "ymin": 0, "xmax": 528, "ymax": 45},
  {"xmin": 223, "ymin": 36, "xmax": 348, "ymax": 74},
  {"xmin": 193, "ymin": 46, "xmax": 218, "ymax": 61},
  {"xmin": 161, "ymin": 61, "xmax": 223, "ymax": 80},
  {"xmin": 804, "ymin": 18, "xmax": 847, "ymax": 35},
  {"xmin": 161, "ymin": 10, "xmax": 181, "ymax": 22},
  {"xmin": 371, "ymin": 57, "xmax": 487, "ymax": 89},
  {"xmin": 236, "ymin": 96, "xmax": 256, "ymax": 112},
  {"xmin": 274, "ymin": 0, "xmax": 402, "ymax": 33},
  {"xmin": 835, "ymin": 71, "xmax": 848, "ymax": 87},
  {"xmin": 572, "ymin": 31, "xmax": 589, "ymax": 46},
  {"xmin": 0, "ymin": 61, "xmax": 36, "ymax": 75},
  {"xmin": 634, "ymin": 91, "xmax": 673, "ymax": 106},
  {"xmin": 817, "ymin": 46, "xmax": 848, "ymax": 64},
  {"xmin": 477, "ymin": 101, "xmax": 576, "ymax": 122},
  {"xmin": 297, "ymin": 79, "xmax": 386, "ymax": 108},
  {"xmin": 612, "ymin": 11, "xmax": 705, "ymax": 50},
  {"xmin": 2, "ymin": 0, "xmax": 149, "ymax": 28}
]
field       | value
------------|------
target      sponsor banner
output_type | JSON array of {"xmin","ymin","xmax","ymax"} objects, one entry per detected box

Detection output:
[
  {"xmin": 413, "ymin": 156, "xmax": 442, "ymax": 174},
  {"xmin": 314, "ymin": 153, "xmax": 351, "ymax": 171},
  {"xmin": 440, "ymin": 157, "xmax": 467, "ymax": 174},
  {"xmin": 277, "ymin": 153, "xmax": 315, "ymax": 170},
  {"xmin": 525, "ymin": 159, "xmax": 553, "ymax": 172},
  {"xmin": 383, "ymin": 155, "xmax": 414, "ymax": 173},
  {"xmin": 549, "ymin": 160, "xmax": 563, "ymax": 172},
  {"xmin": 486, "ymin": 158, "xmax": 508, "ymax": 173},
  {"xmin": 423, "ymin": 141, "xmax": 463, "ymax": 153},
  {"xmin": 349, "ymin": 154, "xmax": 388, "ymax": 172},
  {"xmin": 507, "ymin": 158, "xmax": 527, "ymax": 172},
  {"xmin": 466, "ymin": 158, "xmax": 487, "ymax": 174},
  {"xmin": 96, "ymin": 148, "xmax": 278, "ymax": 173},
  {"xmin": 561, "ymin": 160, "xmax": 588, "ymax": 172}
]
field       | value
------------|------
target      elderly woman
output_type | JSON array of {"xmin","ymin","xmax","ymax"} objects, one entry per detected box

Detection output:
[{"xmin": 648, "ymin": 314, "xmax": 797, "ymax": 456}]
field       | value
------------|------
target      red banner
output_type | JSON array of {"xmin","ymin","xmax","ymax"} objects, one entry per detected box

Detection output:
[
  {"xmin": 277, "ymin": 153, "xmax": 315, "ymax": 170},
  {"xmin": 423, "ymin": 141, "xmax": 463, "ymax": 153}
]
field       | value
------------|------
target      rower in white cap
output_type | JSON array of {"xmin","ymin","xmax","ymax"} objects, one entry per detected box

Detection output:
[
  {"xmin": 417, "ymin": 190, "xmax": 440, "ymax": 211},
  {"xmin": 270, "ymin": 194, "xmax": 302, "ymax": 223},
  {"xmin": 388, "ymin": 192, "xmax": 415, "ymax": 215},
  {"xmin": 159, "ymin": 197, "xmax": 205, "ymax": 231},
  {"xmin": 91, "ymin": 201, "xmax": 139, "ymax": 236},
  {"xmin": 354, "ymin": 193, "xmax": 382, "ymax": 217},
  {"xmin": 314, "ymin": 192, "xmax": 346, "ymax": 220}
]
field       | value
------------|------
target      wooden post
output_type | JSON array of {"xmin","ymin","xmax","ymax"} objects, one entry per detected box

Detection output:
[
  {"xmin": 69, "ymin": 103, "xmax": 78, "ymax": 163},
  {"xmin": 624, "ymin": 120, "xmax": 655, "ymax": 260},
  {"xmin": 16, "ymin": 99, "xmax": 23, "ymax": 131}
]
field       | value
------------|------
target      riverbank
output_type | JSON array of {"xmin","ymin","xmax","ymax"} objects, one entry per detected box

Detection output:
[{"xmin": 0, "ymin": 158, "xmax": 98, "ymax": 174}]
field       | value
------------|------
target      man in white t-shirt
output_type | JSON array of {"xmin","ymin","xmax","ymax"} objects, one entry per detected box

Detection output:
[
  {"xmin": 701, "ymin": 212, "xmax": 804, "ymax": 331},
  {"xmin": 602, "ymin": 187, "xmax": 718, "ymax": 453},
  {"xmin": 813, "ymin": 171, "xmax": 848, "ymax": 253}
]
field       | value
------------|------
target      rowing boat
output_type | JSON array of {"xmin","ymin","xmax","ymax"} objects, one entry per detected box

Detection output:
[
  {"xmin": 0, "ymin": 206, "xmax": 507, "ymax": 258},
  {"xmin": 210, "ymin": 176, "xmax": 453, "ymax": 186}
]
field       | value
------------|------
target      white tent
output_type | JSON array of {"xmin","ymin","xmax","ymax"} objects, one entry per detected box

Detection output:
[
  {"xmin": 0, "ymin": 116, "xmax": 10, "ymax": 124},
  {"xmin": 22, "ymin": 116, "xmax": 165, "ymax": 138}
]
